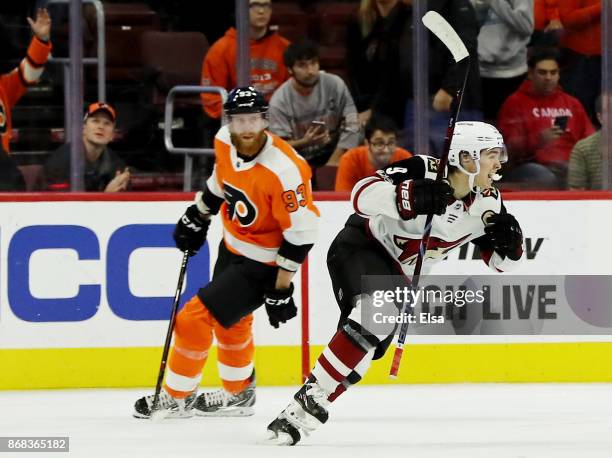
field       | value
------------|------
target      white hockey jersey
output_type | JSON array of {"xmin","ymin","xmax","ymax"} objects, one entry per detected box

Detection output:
[{"xmin": 351, "ymin": 155, "xmax": 523, "ymax": 276}]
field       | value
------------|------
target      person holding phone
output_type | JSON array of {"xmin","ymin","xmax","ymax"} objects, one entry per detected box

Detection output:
[
  {"xmin": 497, "ymin": 47, "xmax": 594, "ymax": 186},
  {"xmin": 268, "ymin": 39, "xmax": 360, "ymax": 169}
]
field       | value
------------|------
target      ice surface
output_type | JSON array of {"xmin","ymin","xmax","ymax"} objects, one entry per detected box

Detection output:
[{"xmin": 1, "ymin": 384, "xmax": 611, "ymax": 458}]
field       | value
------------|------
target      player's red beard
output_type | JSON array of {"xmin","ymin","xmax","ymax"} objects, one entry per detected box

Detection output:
[{"xmin": 230, "ymin": 131, "xmax": 267, "ymax": 157}]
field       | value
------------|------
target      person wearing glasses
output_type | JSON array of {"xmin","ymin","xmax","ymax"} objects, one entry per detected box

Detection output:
[
  {"xmin": 335, "ymin": 114, "xmax": 411, "ymax": 192},
  {"xmin": 200, "ymin": 0, "xmax": 290, "ymax": 119}
]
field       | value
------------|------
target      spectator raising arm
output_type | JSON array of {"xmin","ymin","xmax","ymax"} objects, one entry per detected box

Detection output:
[{"xmin": 0, "ymin": 8, "xmax": 52, "ymax": 154}]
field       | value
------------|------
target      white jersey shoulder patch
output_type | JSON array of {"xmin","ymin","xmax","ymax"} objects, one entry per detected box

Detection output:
[{"xmin": 468, "ymin": 187, "xmax": 502, "ymax": 219}]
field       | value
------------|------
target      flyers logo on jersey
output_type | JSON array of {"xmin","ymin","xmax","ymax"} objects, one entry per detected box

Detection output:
[{"xmin": 224, "ymin": 183, "xmax": 258, "ymax": 226}]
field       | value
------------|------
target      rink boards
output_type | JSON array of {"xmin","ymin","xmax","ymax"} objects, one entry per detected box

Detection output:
[{"xmin": 0, "ymin": 192, "xmax": 611, "ymax": 389}]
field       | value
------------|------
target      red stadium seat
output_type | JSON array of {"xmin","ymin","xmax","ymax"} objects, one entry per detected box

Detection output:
[
  {"xmin": 270, "ymin": 3, "xmax": 311, "ymax": 43},
  {"xmin": 18, "ymin": 165, "xmax": 45, "ymax": 191},
  {"xmin": 314, "ymin": 165, "xmax": 338, "ymax": 191}
]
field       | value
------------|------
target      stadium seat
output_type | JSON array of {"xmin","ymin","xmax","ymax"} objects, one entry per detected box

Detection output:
[
  {"xmin": 311, "ymin": 3, "xmax": 357, "ymax": 48},
  {"xmin": 17, "ymin": 164, "xmax": 45, "ymax": 191},
  {"xmin": 104, "ymin": 3, "xmax": 161, "ymax": 28},
  {"xmin": 310, "ymin": 3, "xmax": 357, "ymax": 84},
  {"xmin": 314, "ymin": 165, "xmax": 338, "ymax": 191},
  {"xmin": 141, "ymin": 31, "xmax": 209, "ymax": 102},
  {"xmin": 270, "ymin": 3, "xmax": 311, "ymax": 43}
]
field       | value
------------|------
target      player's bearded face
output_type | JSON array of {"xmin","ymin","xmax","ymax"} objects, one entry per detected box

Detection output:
[{"xmin": 229, "ymin": 113, "xmax": 268, "ymax": 155}]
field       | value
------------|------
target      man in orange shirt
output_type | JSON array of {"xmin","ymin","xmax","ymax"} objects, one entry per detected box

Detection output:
[
  {"xmin": 335, "ymin": 115, "xmax": 411, "ymax": 192},
  {"xmin": 134, "ymin": 87, "xmax": 319, "ymax": 419},
  {"xmin": 0, "ymin": 8, "xmax": 52, "ymax": 191},
  {"xmin": 200, "ymin": 0, "xmax": 290, "ymax": 119}
]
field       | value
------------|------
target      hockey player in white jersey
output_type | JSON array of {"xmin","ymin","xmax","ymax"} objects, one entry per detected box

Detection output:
[{"xmin": 266, "ymin": 121, "xmax": 524, "ymax": 445}]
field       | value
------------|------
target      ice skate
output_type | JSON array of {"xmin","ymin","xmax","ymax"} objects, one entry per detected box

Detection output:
[
  {"xmin": 194, "ymin": 375, "xmax": 256, "ymax": 417},
  {"xmin": 266, "ymin": 378, "xmax": 330, "ymax": 445},
  {"xmin": 133, "ymin": 389, "xmax": 196, "ymax": 419}
]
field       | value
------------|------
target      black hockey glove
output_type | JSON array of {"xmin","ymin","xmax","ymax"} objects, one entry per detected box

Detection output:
[
  {"xmin": 396, "ymin": 178, "xmax": 454, "ymax": 220},
  {"xmin": 173, "ymin": 204, "xmax": 211, "ymax": 256},
  {"xmin": 484, "ymin": 213, "xmax": 523, "ymax": 260},
  {"xmin": 264, "ymin": 283, "xmax": 297, "ymax": 329}
]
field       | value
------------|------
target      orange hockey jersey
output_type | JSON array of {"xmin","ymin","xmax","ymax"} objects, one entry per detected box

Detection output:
[
  {"xmin": 0, "ymin": 36, "xmax": 52, "ymax": 154},
  {"xmin": 206, "ymin": 126, "xmax": 319, "ymax": 264},
  {"xmin": 200, "ymin": 28, "xmax": 290, "ymax": 119}
]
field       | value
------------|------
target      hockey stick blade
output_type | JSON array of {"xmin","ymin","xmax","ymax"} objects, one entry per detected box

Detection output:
[{"xmin": 422, "ymin": 11, "xmax": 469, "ymax": 63}]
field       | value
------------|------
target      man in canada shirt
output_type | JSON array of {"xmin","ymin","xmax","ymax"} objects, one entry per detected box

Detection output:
[{"xmin": 497, "ymin": 47, "xmax": 593, "ymax": 182}]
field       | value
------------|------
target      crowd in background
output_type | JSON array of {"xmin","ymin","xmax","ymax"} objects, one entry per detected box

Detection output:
[{"xmin": 0, "ymin": 0, "xmax": 605, "ymax": 192}]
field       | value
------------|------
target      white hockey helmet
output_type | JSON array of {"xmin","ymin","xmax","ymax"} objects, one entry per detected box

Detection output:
[{"xmin": 448, "ymin": 121, "xmax": 507, "ymax": 188}]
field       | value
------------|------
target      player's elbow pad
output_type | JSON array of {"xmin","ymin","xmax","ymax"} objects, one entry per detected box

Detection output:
[{"xmin": 276, "ymin": 240, "xmax": 313, "ymax": 272}]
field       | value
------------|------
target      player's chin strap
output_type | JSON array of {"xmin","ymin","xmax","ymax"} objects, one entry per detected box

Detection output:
[
  {"xmin": 457, "ymin": 163, "xmax": 503, "ymax": 192},
  {"xmin": 456, "ymin": 161, "xmax": 480, "ymax": 191}
]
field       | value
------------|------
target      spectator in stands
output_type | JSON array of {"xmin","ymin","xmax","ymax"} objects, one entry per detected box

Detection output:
[
  {"xmin": 377, "ymin": 0, "xmax": 482, "ymax": 155},
  {"xmin": 531, "ymin": 0, "xmax": 563, "ymax": 47},
  {"xmin": 268, "ymin": 39, "xmax": 360, "ymax": 168},
  {"xmin": 335, "ymin": 114, "xmax": 411, "ymax": 191},
  {"xmin": 559, "ymin": 0, "xmax": 601, "ymax": 122},
  {"xmin": 345, "ymin": 0, "xmax": 410, "ymax": 127},
  {"xmin": 44, "ymin": 103, "xmax": 130, "ymax": 192},
  {"xmin": 497, "ymin": 47, "xmax": 594, "ymax": 185},
  {"xmin": 568, "ymin": 94, "xmax": 603, "ymax": 190},
  {"xmin": 0, "ymin": 8, "xmax": 51, "ymax": 191},
  {"xmin": 471, "ymin": 0, "xmax": 533, "ymax": 123},
  {"xmin": 200, "ymin": 0, "xmax": 290, "ymax": 119}
]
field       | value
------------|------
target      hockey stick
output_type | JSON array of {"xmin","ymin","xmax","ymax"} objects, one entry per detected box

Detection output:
[
  {"xmin": 151, "ymin": 250, "xmax": 190, "ymax": 414},
  {"xmin": 389, "ymin": 11, "xmax": 470, "ymax": 378}
]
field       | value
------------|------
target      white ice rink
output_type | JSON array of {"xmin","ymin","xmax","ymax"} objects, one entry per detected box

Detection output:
[{"xmin": 1, "ymin": 384, "xmax": 611, "ymax": 458}]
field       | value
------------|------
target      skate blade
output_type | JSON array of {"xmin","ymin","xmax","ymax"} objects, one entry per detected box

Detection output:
[
  {"xmin": 195, "ymin": 406, "xmax": 255, "ymax": 417},
  {"xmin": 260, "ymin": 430, "xmax": 295, "ymax": 446},
  {"xmin": 132, "ymin": 409, "xmax": 195, "ymax": 420}
]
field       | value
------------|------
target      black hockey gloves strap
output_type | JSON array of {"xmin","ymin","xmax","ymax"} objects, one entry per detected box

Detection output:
[
  {"xmin": 173, "ymin": 204, "xmax": 211, "ymax": 256},
  {"xmin": 396, "ymin": 179, "xmax": 454, "ymax": 220},
  {"xmin": 484, "ymin": 213, "xmax": 523, "ymax": 260},
  {"xmin": 264, "ymin": 283, "xmax": 297, "ymax": 329}
]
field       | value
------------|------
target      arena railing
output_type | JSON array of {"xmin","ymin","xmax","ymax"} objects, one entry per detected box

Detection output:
[
  {"xmin": 47, "ymin": 0, "xmax": 106, "ymax": 139},
  {"xmin": 163, "ymin": 85, "xmax": 228, "ymax": 191}
]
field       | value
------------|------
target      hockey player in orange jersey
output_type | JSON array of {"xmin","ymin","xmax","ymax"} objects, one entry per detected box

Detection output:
[
  {"xmin": 0, "ymin": 8, "xmax": 52, "ymax": 191},
  {"xmin": 134, "ymin": 87, "xmax": 319, "ymax": 419}
]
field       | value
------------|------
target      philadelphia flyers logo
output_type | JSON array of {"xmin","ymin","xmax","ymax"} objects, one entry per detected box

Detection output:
[
  {"xmin": 224, "ymin": 183, "xmax": 258, "ymax": 226},
  {"xmin": 0, "ymin": 101, "xmax": 6, "ymax": 134}
]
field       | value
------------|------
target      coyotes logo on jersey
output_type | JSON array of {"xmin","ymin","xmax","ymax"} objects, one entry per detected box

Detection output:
[{"xmin": 393, "ymin": 234, "xmax": 470, "ymax": 265}]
